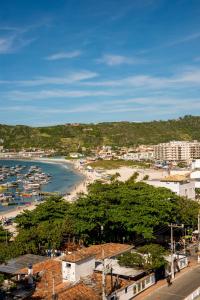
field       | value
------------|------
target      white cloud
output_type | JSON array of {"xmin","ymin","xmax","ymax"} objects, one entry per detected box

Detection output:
[
  {"xmin": 0, "ymin": 36, "xmax": 17, "ymax": 54},
  {"xmin": 0, "ymin": 31, "xmax": 35, "ymax": 54},
  {"xmin": 0, "ymin": 19, "xmax": 52, "ymax": 54},
  {"xmin": 1, "ymin": 103, "xmax": 99, "ymax": 114},
  {"xmin": 0, "ymin": 71, "xmax": 98, "ymax": 86},
  {"xmin": 97, "ymin": 54, "xmax": 142, "ymax": 66},
  {"xmin": 45, "ymin": 50, "xmax": 82, "ymax": 61},
  {"xmin": 167, "ymin": 32, "xmax": 200, "ymax": 47},
  {"xmin": 3, "ymin": 88, "xmax": 114, "ymax": 101},
  {"xmin": 82, "ymin": 67, "xmax": 200, "ymax": 89},
  {"xmin": 2, "ymin": 96, "xmax": 200, "ymax": 119}
]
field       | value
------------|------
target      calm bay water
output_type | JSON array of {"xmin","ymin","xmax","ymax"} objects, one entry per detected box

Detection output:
[{"xmin": 0, "ymin": 159, "xmax": 83, "ymax": 212}]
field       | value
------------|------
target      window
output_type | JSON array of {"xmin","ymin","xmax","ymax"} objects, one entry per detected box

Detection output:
[
  {"xmin": 133, "ymin": 285, "xmax": 137, "ymax": 295},
  {"xmin": 66, "ymin": 263, "xmax": 71, "ymax": 268},
  {"xmin": 146, "ymin": 276, "xmax": 150, "ymax": 285},
  {"xmin": 125, "ymin": 287, "xmax": 128, "ymax": 294},
  {"xmin": 137, "ymin": 283, "xmax": 141, "ymax": 292},
  {"xmin": 142, "ymin": 280, "xmax": 145, "ymax": 289}
]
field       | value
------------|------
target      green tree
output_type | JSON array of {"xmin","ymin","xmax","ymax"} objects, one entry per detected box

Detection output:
[
  {"xmin": 142, "ymin": 175, "xmax": 149, "ymax": 180},
  {"xmin": 118, "ymin": 252, "xmax": 144, "ymax": 268},
  {"xmin": 138, "ymin": 244, "xmax": 167, "ymax": 270},
  {"xmin": 119, "ymin": 244, "xmax": 167, "ymax": 271}
]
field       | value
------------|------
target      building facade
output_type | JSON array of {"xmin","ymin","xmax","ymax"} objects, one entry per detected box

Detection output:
[
  {"xmin": 147, "ymin": 176, "xmax": 196, "ymax": 200},
  {"xmin": 154, "ymin": 141, "xmax": 200, "ymax": 161}
]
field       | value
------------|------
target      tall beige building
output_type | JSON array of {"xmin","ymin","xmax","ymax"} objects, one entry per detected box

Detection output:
[{"xmin": 154, "ymin": 141, "xmax": 200, "ymax": 161}]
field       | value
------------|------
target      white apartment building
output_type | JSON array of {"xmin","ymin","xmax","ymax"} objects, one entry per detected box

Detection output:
[
  {"xmin": 122, "ymin": 151, "xmax": 154, "ymax": 161},
  {"xmin": 154, "ymin": 141, "xmax": 200, "ymax": 161}
]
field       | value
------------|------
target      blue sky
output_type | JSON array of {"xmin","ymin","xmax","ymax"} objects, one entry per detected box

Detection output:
[{"xmin": 1, "ymin": 0, "xmax": 200, "ymax": 125}]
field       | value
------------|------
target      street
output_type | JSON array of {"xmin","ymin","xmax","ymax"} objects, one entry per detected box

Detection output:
[{"xmin": 144, "ymin": 266, "xmax": 200, "ymax": 300}]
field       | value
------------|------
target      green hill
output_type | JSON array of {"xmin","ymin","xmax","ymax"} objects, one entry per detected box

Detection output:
[{"xmin": 1, "ymin": 115, "xmax": 200, "ymax": 153}]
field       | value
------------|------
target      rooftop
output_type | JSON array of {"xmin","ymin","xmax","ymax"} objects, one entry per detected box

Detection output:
[
  {"xmin": 0, "ymin": 254, "xmax": 48, "ymax": 275},
  {"xmin": 27, "ymin": 259, "xmax": 64, "ymax": 299},
  {"xmin": 95, "ymin": 258, "xmax": 145, "ymax": 279},
  {"xmin": 54, "ymin": 282, "xmax": 100, "ymax": 300},
  {"xmin": 161, "ymin": 175, "xmax": 189, "ymax": 182},
  {"xmin": 62, "ymin": 253, "xmax": 95, "ymax": 263},
  {"xmin": 62, "ymin": 243, "xmax": 133, "ymax": 263},
  {"xmin": 31, "ymin": 272, "xmax": 129, "ymax": 300}
]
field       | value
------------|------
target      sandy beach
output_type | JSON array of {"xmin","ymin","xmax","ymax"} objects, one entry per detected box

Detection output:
[{"xmin": 105, "ymin": 166, "xmax": 168, "ymax": 182}]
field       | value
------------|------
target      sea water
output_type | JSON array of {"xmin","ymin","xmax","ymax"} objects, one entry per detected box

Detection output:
[{"xmin": 0, "ymin": 159, "xmax": 83, "ymax": 212}]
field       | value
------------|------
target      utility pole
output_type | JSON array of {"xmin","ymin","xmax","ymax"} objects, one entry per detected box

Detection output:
[
  {"xmin": 52, "ymin": 272, "xmax": 57, "ymax": 300},
  {"xmin": 102, "ymin": 248, "xmax": 106, "ymax": 300},
  {"xmin": 169, "ymin": 223, "xmax": 184, "ymax": 280},
  {"xmin": 170, "ymin": 223, "xmax": 174, "ymax": 280},
  {"xmin": 198, "ymin": 213, "xmax": 200, "ymax": 263}
]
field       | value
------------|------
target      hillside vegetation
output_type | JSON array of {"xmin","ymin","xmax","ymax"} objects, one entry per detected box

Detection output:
[{"xmin": 0, "ymin": 115, "xmax": 200, "ymax": 153}]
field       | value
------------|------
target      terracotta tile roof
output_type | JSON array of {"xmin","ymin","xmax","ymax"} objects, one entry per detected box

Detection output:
[
  {"xmin": 90, "ymin": 272, "xmax": 130, "ymax": 296},
  {"xmin": 42, "ymin": 272, "xmax": 131, "ymax": 300},
  {"xmin": 56, "ymin": 282, "xmax": 101, "ymax": 300},
  {"xmin": 23, "ymin": 259, "xmax": 63, "ymax": 300},
  {"xmin": 27, "ymin": 258, "xmax": 133, "ymax": 300},
  {"xmin": 62, "ymin": 252, "xmax": 94, "ymax": 263},
  {"xmin": 63, "ymin": 243, "xmax": 133, "ymax": 262}
]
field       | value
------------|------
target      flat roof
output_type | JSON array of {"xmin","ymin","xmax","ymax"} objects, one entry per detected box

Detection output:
[
  {"xmin": 95, "ymin": 258, "xmax": 144, "ymax": 278},
  {"xmin": 0, "ymin": 254, "xmax": 48, "ymax": 275}
]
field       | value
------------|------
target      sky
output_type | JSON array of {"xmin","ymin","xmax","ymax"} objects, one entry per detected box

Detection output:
[{"xmin": 1, "ymin": 0, "xmax": 200, "ymax": 125}]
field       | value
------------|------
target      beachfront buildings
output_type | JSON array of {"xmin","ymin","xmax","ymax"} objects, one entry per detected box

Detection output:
[
  {"xmin": 154, "ymin": 141, "xmax": 200, "ymax": 161},
  {"xmin": 122, "ymin": 151, "xmax": 154, "ymax": 161},
  {"xmin": 147, "ymin": 175, "xmax": 196, "ymax": 200}
]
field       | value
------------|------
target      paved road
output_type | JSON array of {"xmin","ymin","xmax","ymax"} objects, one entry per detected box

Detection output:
[{"xmin": 144, "ymin": 266, "xmax": 200, "ymax": 300}]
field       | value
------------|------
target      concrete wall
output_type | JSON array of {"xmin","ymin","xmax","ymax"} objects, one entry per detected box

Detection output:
[
  {"xmin": 148, "ymin": 180, "xmax": 195, "ymax": 199},
  {"xmin": 192, "ymin": 159, "xmax": 200, "ymax": 170},
  {"xmin": 62, "ymin": 257, "xmax": 95, "ymax": 282},
  {"xmin": 62, "ymin": 261, "xmax": 76, "ymax": 281},
  {"xmin": 108, "ymin": 273, "xmax": 155, "ymax": 300},
  {"xmin": 75, "ymin": 258, "xmax": 95, "ymax": 281}
]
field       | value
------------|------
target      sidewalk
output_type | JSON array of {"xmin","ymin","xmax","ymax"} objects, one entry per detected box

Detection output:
[{"xmin": 134, "ymin": 259, "xmax": 199, "ymax": 300}]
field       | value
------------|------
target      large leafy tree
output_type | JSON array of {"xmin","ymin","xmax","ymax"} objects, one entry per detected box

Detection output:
[
  {"xmin": 1, "ymin": 179, "xmax": 199, "ymax": 260},
  {"xmin": 14, "ymin": 196, "xmax": 74, "ymax": 253},
  {"xmin": 118, "ymin": 244, "xmax": 167, "ymax": 271},
  {"xmin": 70, "ymin": 180, "xmax": 199, "ymax": 243}
]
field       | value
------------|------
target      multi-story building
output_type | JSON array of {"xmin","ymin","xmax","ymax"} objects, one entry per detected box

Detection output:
[{"xmin": 154, "ymin": 141, "xmax": 200, "ymax": 161}]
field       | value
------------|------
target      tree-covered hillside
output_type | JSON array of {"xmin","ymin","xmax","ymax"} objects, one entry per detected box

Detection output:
[{"xmin": 1, "ymin": 115, "xmax": 200, "ymax": 152}]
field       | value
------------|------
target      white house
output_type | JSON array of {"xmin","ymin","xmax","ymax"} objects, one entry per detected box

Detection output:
[
  {"xmin": 96, "ymin": 257, "xmax": 156, "ymax": 300},
  {"xmin": 62, "ymin": 253, "xmax": 95, "ymax": 282},
  {"xmin": 190, "ymin": 171, "xmax": 200, "ymax": 188},
  {"xmin": 60, "ymin": 243, "xmax": 156, "ymax": 299},
  {"xmin": 147, "ymin": 175, "xmax": 196, "ymax": 200},
  {"xmin": 107, "ymin": 273, "xmax": 155, "ymax": 300},
  {"xmin": 191, "ymin": 159, "xmax": 200, "ymax": 170}
]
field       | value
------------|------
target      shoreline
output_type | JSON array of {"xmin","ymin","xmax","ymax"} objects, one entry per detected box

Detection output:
[
  {"xmin": 0, "ymin": 157, "xmax": 168, "ymax": 220},
  {"xmin": 0, "ymin": 157, "xmax": 86, "ymax": 219}
]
